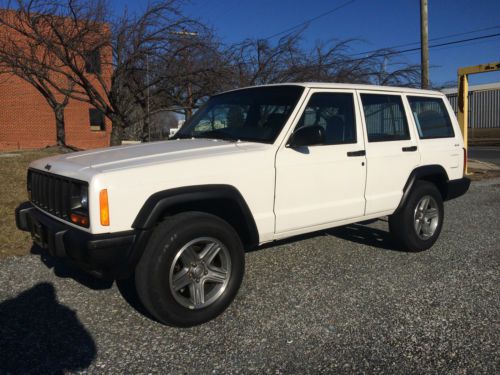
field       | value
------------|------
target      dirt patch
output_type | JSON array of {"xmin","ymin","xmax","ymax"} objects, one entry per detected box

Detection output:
[{"xmin": 468, "ymin": 169, "xmax": 500, "ymax": 181}]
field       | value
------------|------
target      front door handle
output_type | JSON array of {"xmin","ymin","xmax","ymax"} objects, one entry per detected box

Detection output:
[
  {"xmin": 347, "ymin": 150, "xmax": 366, "ymax": 157},
  {"xmin": 402, "ymin": 146, "xmax": 418, "ymax": 152}
]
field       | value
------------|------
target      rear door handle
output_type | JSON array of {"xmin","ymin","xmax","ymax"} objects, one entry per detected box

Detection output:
[
  {"xmin": 402, "ymin": 146, "xmax": 418, "ymax": 152},
  {"xmin": 347, "ymin": 150, "xmax": 366, "ymax": 157}
]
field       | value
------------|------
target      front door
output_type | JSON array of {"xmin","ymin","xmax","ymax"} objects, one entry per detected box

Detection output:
[{"xmin": 274, "ymin": 89, "xmax": 367, "ymax": 234}]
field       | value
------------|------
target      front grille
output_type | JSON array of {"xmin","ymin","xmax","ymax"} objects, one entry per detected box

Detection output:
[{"xmin": 28, "ymin": 169, "xmax": 87, "ymax": 222}]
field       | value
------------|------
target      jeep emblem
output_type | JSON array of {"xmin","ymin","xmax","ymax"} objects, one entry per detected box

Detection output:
[{"xmin": 44, "ymin": 164, "xmax": 52, "ymax": 171}]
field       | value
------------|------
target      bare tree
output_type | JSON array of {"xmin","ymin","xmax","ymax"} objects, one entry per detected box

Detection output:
[
  {"xmin": 154, "ymin": 30, "xmax": 230, "ymax": 120},
  {"xmin": 225, "ymin": 33, "xmax": 421, "ymax": 88},
  {"xmin": 0, "ymin": 0, "xmax": 421, "ymax": 148},
  {"xmin": 154, "ymin": 33, "xmax": 421, "ymax": 123},
  {"xmin": 0, "ymin": 8, "xmax": 75, "ymax": 147},
  {"xmin": 0, "ymin": 0, "xmax": 205, "ymax": 145},
  {"xmin": 225, "ymin": 33, "xmax": 305, "ymax": 86}
]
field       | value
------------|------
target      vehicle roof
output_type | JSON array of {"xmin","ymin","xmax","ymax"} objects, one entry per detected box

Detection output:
[{"xmin": 222, "ymin": 82, "xmax": 443, "ymax": 96}]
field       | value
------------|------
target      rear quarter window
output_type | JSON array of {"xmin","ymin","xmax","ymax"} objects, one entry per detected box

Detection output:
[{"xmin": 408, "ymin": 96, "xmax": 455, "ymax": 139}]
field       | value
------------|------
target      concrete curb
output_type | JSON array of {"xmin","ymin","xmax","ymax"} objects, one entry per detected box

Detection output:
[{"xmin": 468, "ymin": 159, "xmax": 500, "ymax": 171}]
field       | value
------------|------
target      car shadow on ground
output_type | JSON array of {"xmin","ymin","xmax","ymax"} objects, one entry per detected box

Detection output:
[
  {"xmin": 27, "ymin": 219, "xmax": 400, "ymax": 326},
  {"xmin": 326, "ymin": 221, "xmax": 401, "ymax": 251},
  {"xmin": 30, "ymin": 245, "xmax": 156, "ymax": 321},
  {"xmin": 0, "ymin": 282, "xmax": 96, "ymax": 374},
  {"xmin": 31, "ymin": 244, "xmax": 113, "ymax": 290},
  {"xmin": 255, "ymin": 218, "xmax": 401, "ymax": 252}
]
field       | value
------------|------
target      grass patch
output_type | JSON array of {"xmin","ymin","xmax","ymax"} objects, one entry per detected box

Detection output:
[{"xmin": 0, "ymin": 148, "xmax": 61, "ymax": 259}]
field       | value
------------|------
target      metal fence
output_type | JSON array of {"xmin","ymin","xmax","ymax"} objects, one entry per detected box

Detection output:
[{"xmin": 445, "ymin": 84, "xmax": 500, "ymax": 129}]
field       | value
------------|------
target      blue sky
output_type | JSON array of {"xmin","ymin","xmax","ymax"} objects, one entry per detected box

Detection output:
[{"xmin": 114, "ymin": 0, "xmax": 500, "ymax": 86}]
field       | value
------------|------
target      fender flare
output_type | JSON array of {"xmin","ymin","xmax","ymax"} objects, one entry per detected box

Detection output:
[
  {"xmin": 394, "ymin": 165, "xmax": 449, "ymax": 214},
  {"xmin": 132, "ymin": 184, "xmax": 259, "ymax": 245}
]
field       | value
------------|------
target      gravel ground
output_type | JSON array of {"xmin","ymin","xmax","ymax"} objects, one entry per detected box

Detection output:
[{"xmin": 1, "ymin": 179, "xmax": 499, "ymax": 374}]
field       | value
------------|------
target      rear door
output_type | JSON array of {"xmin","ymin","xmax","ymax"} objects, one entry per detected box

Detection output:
[
  {"xmin": 358, "ymin": 91, "xmax": 420, "ymax": 215},
  {"xmin": 274, "ymin": 89, "xmax": 367, "ymax": 234},
  {"xmin": 405, "ymin": 94, "xmax": 464, "ymax": 180}
]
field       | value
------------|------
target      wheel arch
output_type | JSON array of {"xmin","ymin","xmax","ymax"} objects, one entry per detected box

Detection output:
[
  {"xmin": 394, "ymin": 165, "xmax": 449, "ymax": 214},
  {"xmin": 132, "ymin": 184, "xmax": 259, "ymax": 249}
]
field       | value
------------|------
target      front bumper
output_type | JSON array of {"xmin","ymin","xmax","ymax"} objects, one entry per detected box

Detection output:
[{"xmin": 15, "ymin": 202, "xmax": 141, "ymax": 278}]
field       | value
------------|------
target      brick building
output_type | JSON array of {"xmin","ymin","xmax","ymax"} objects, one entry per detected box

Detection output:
[
  {"xmin": 0, "ymin": 11, "xmax": 112, "ymax": 151},
  {"xmin": 0, "ymin": 75, "xmax": 111, "ymax": 150}
]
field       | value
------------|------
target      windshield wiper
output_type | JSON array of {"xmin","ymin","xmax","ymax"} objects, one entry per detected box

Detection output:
[
  {"xmin": 196, "ymin": 130, "xmax": 240, "ymax": 142},
  {"xmin": 170, "ymin": 133, "xmax": 196, "ymax": 140}
]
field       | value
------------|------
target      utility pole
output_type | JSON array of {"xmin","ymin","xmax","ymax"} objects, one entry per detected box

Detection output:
[
  {"xmin": 420, "ymin": 0, "xmax": 429, "ymax": 89},
  {"xmin": 146, "ymin": 54, "xmax": 151, "ymax": 142},
  {"xmin": 170, "ymin": 30, "xmax": 198, "ymax": 120}
]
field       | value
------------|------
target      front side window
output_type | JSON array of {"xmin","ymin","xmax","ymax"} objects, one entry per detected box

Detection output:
[
  {"xmin": 361, "ymin": 94, "xmax": 410, "ymax": 142},
  {"xmin": 408, "ymin": 96, "xmax": 455, "ymax": 139},
  {"xmin": 174, "ymin": 86, "xmax": 304, "ymax": 143},
  {"xmin": 295, "ymin": 92, "xmax": 356, "ymax": 145}
]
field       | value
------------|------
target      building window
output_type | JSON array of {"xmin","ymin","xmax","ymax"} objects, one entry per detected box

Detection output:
[
  {"xmin": 89, "ymin": 108, "xmax": 105, "ymax": 131},
  {"xmin": 85, "ymin": 48, "xmax": 101, "ymax": 74}
]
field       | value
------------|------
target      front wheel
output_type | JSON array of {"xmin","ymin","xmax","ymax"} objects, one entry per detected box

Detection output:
[
  {"xmin": 389, "ymin": 181, "xmax": 444, "ymax": 252},
  {"xmin": 135, "ymin": 212, "xmax": 245, "ymax": 327}
]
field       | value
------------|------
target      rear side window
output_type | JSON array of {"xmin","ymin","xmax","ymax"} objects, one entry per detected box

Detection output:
[
  {"xmin": 408, "ymin": 96, "xmax": 455, "ymax": 139},
  {"xmin": 360, "ymin": 94, "xmax": 410, "ymax": 142},
  {"xmin": 295, "ymin": 92, "xmax": 356, "ymax": 145}
]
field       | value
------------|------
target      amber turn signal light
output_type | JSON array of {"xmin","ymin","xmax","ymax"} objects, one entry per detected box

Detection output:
[{"xmin": 99, "ymin": 189, "xmax": 110, "ymax": 226}]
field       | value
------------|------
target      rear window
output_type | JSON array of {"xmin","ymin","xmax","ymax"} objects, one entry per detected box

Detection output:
[
  {"xmin": 360, "ymin": 94, "xmax": 410, "ymax": 142},
  {"xmin": 408, "ymin": 96, "xmax": 454, "ymax": 139}
]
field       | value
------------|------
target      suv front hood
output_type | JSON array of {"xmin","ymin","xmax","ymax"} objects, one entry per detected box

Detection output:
[{"xmin": 30, "ymin": 139, "xmax": 251, "ymax": 176}]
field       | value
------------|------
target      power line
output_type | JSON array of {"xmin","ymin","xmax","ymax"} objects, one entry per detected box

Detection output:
[
  {"xmin": 351, "ymin": 25, "xmax": 500, "ymax": 57},
  {"xmin": 304, "ymin": 31, "xmax": 500, "ymax": 67},
  {"xmin": 397, "ymin": 25, "xmax": 500, "ymax": 49},
  {"xmin": 263, "ymin": 0, "xmax": 356, "ymax": 40},
  {"xmin": 395, "ymin": 34, "xmax": 500, "ymax": 58},
  {"xmin": 399, "ymin": 32, "xmax": 500, "ymax": 54},
  {"xmin": 351, "ymin": 32, "xmax": 500, "ymax": 61},
  {"xmin": 261, "ymin": 3, "xmax": 499, "ymax": 63}
]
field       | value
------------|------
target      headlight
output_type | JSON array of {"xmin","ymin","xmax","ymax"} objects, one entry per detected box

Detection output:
[
  {"xmin": 27, "ymin": 171, "xmax": 32, "ymax": 200},
  {"xmin": 70, "ymin": 184, "xmax": 90, "ymax": 227},
  {"xmin": 80, "ymin": 186, "xmax": 88, "ymax": 210}
]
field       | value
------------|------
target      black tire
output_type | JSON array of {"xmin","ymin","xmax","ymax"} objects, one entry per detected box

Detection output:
[
  {"xmin": 389, "ymin": 180, "xmax": 444, "ymax": 252},
  {"xmin": 135, "ymin": 211, "xmax": 245, "ymax": 327},
  {"xmin": 116, "ymin": 273, "xmax": 157, "ymax": 321}
]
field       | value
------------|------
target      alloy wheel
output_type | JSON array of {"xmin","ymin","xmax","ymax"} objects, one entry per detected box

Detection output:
[{"xmin": 169, "ymin": 237, "xmax": 231, "ymax": 309}]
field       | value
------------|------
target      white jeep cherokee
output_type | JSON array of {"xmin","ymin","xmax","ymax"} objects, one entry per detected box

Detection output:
[{"xmin": 16, "ymin": 83, "xmax": 470, "ymax": 326}]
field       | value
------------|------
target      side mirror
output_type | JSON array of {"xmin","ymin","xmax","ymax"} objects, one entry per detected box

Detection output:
[{"xmin": 288, "ymin": 125, "xmax": 325, "ymax": 148}]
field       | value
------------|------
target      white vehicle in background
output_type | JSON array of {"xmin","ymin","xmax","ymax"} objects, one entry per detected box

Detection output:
[
  {"xmin": 169, "ymin": 119, "xmax": 185, "ymax": 137},
  {"xmin": 169, "ymin": 127, "xmax": 180, "ymax": 137},
  {"xmin": 16, "ymin": 83, "xmax": 470, "ymax": 327}
]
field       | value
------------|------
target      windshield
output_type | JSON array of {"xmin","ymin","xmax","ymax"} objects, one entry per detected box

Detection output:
[{"xmin": 173, "ymin": 86, "xmax": 304, "ymax": 143}]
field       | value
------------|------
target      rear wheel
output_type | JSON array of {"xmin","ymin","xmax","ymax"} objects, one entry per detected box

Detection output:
[
  {"xmin": 389, "ymin": 181, "xmax": 444, "ymax": 252},
  {"xmin": 135, "ymin": 212, "xmax": 245, "ymax": 327}
]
